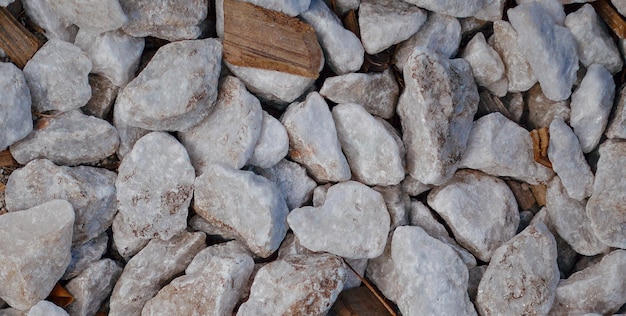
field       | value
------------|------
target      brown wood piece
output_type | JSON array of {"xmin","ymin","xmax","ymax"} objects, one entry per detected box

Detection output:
[
  {"xmin": 223, "ymin": 0, "xmax": 322, "ymax": 78},
  {"xmin": 343, "ymin": 10, "xmax": 360, "ymax": 39},
  {"xmin": 46, "ymin": 283, "xmax": 74, "ymax": 308},
  {"xmin": 0, "ymin": 182, "xmax": 5, "ymax": 192},
  {"xmin": 0, "ymin": 149, "xmax": 19, "ymax": 167},
  {"xmin": 530, "ymin": 183, "xmax": 547, "ymax": 207},
  {"xmin": 530, "ymin": 127, "xmax": 553, "ymax": 169},
  {"xmin": 592, "ymin": 0, "xmax": 626, "ymax": 39},
  {"xmin": 0, "ymin": 7, "xmax": 43, "ymax": 68},
  {"xmin": 506, "ymin": 180, "xmax": 537, "ymax": 211}
]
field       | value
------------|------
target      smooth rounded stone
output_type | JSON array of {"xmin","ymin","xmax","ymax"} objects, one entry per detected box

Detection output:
[
  {"xmin": 194, "ymin": 164, "xmax": 289, "ymax": 258},
  {"xmin": 116, "ymin": 132, "xmax": 194, "ymax": 241},
  {"xmin": 397, "ymin": 48, "xmax": 479, "ymax": 185},
  {"xmin": 550, "ymin": 250, "xmax": 626, "ymax": 314},
  {"xmin": 402, "ymin": 0, "xmax": 483, "ymax": 17},
  {"xmin": 391, "ymin": 226, "xmax": 477, "ymax": 315},
  {"xmin": 179, "ymin": 76, "xmax": 263, "ymax": 174},
  {"xmin": 401, "ymin": 175, "xmax": 433, "ymax": 196},
  {"xmin": 237, "ymin": 254, "xmax": 346, "ymax": 316},
  {"xmin": 548, "ymin": 118, "xmax": 594, "ymax": 200},
  {"xmin": 460, "ymin": 112, "xmax": 555, "ymax": 185},
  {"xmin": 462, "ymin": 32, "xmax": 508, "ymax": 97},
  {"xmin": 5, "ymin": 159, "xmax": 117, "ymax": 245},
  {"xmin": 82, "ymin": 74, "xmax": 118, "ymax": 119},
  {"xmin": 365, "ymin": 237, "xmax": 402, "ymax": 303},
  {"xmin": 0, "ymin": 63, "xmax": 32, "ymax": 150},
  {"xmin": 64, "ymin": 259, "xmax": 123, "ymax": 316},
  {"xmin": 256, "ymin": 159, "xmax": 317, "ymax": 210},
  {"xmin": 112, "ymin": 103, "xmax": 149, "ymax": 160},
  {"xmin": 476, "ymin": 222, "xmax": 559, "ymax": 315},
  {"xmin": 49, "ymin": 0, "xmax": 126, "ymax": 33},
  {"xmin": 492, "ymin": 20, "xmax": 537, "ymax": 93},
  {"xmin": 427, "ymin": 169, "xmax": 519, "ymax": 262},
  {"xmin": 570, "ymin": 64, "xmax": 615, "ymax": 153},
  {"xmin": 332, "ymin": 103, "xmax": 404, "ymax": 186},
  {"xmin": 319, "ymin": 69, "xmax": 399, "ymax": 119},
  {"xmin": 186, "ymin": 240, "xmax": 253, "ymax": 275},
  {"xmin": 372, "ymin": 185, "xmax": 410, "ymax": 232},
  {"xmin": 587, "ymin": 140, "xmax": 626, "ymax": 248},
  {"xmin": 474, "ymin": 0, "xmax": 506, "ymax": 21},
  {"xmin": 301, "ymin": 0, "xmax": 363, "ymax": 74},
  {"xmin": 108, "ymin": 231, "xmax": 206, "ymax": 316},
  {"xmin": 115, "ymin": 39, "xmax": 221, "ymax": 132},
  {"xmin": 188, "ymin": 214, "xmax": 239, "ymax": 241},
  {"xmin": 62, "ymin": 233, "xmax": 108, "ymax": 280},
  {"xmin": 27, "ymin": 301, "xmax": 67, "ymax": 316},
  {"xmin": 358, "ymin": 0, "xmax": 426, "ymax": 55},
  {"xmin": 247, "ymin": 111, "xmax": 289, "ymax": 169},
  {"xmin": 21, "ymin": 0, "xmax": 74, "ymax": 41},
  {"xmin": 23, "ymin": 39, "xmax": 91, "ymax": 112},
  {"xmin": 566, "ymin": 4, "xmax": 623, "ymax": 73},
  {"xmin": 111, "ymin": 213, "xmax": 148, "ymax": 261},
  {"xmin": 215, "ymin": 0, "xmax": 311, "ymax": 37},
  {"xmin": 119, "ymin": 0, "xmax": 207, "ymax": 41},
  {"xmin": 607, "ymin": 84, "xmax": 626, "ymax": 139},
  {"xmin": 281, "ymin": 92, "xmax": 351, "ymax": 183},
  {"xmin": 525, "ymin": 84, "xmax": 570, "ymax": 130},
  {"xmin": 0, "ymin": 200, "xmax": 74, "ymax": 311},
  {"xmin": 508, "ymin": 2, "xmax": 579, "ymax": 101}
]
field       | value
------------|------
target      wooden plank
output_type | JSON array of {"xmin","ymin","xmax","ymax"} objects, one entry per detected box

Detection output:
[
  {"xmin": 223, "ymin": 0, "xmax": 322, "ymax": 78},
  {"xmin": 593, "ymin": 0, "xmax": 626, "ymax": 39},
  {"xmin": 0, "ymin": 7, "xmax": 43, "ymax": 68}
]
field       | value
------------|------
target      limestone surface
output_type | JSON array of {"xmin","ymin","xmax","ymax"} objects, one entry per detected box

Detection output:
[
  {"xmin": 373, "ymin": 185, "xmax": 411, "ymax": 232},
  {"xmin": 492, "ymin": 21, "xmax": 537, "ymax": 92},
  {"xmin": 50, "ymin": 0, "xmax": 126, "ymax": 33},
  {"xmin": 256, "ymin": 159, "xmax": 317, "ymax": 210},
  {"xmin": 111, "ymin": 213, "xmax": 148, "ymax": 261},
  {"xmin": 62, "ymin": 233, "xmax": 109, "ymax": 280},
  {"xmin": 402, "ymin": 0, "xmax": 483, "ymax": 17},
  {"xmin": 0, "ymin": 63, "xmax": 32, "ymax": 150},
  {"xmin": 607, "ymin": 84, "xmax": 626, "ymax": 139},
  {"xmin": 21, "ymin": 0, "xmax": 74, "ymax": 41},
  {"xmin": 462, "ymin": 32, "xmax": 507, "ymax": 97},
  {"xmin": 64, "ymin": 259, "xmax": 123, "ymax": 316},
  {"xmin": 113, "ymin": 104, "xmax": 149, "ymax": 160},
  {"xmin": 247, "ymin": 111, "xmax": 289, "ymax": 169},
  {"xmin": 525, "ymin": 84, "xmax": 570, "ymax": 130},
  {"xmin": 120, "ymin": 0, "xmax": 207, "ymax": 41}
]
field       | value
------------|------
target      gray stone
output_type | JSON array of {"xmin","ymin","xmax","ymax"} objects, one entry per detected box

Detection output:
[
  {"xmin": 5, "ymin": 159, "xmax": 116, "ymax": 245},
  {"xmin": 27, "ymin": 301, "xmax": 67, "ymax": 316},
  {"xmin": 111, "ymin": 213, "xmax": 148, "ymax": 261},
  {"xmin": 311, "ymin": 183, "xmax": 331, "ymax": 207},
  {"xmin": 256, "ymin": 159, "xmax": 317, "ymax": 210},
  {"xmin": 194, "ymin": 164, "xmax": 289, "ymax": 257},
  {"xmin": 373, "ymin": 185, "xmax": 410, "ymax": 232},
  {"xmin": 0, "ymin": 308, "xmax": 25, "ymax": 316},
  {"xmin": 64, "ymin": 259, "xmax": 123, "ymax": 316},
  {"xmin": 462, "ymin": 32, "xmax": 508, "ymax": 97},
  {"xmin": 288, "ymin": 181, "xmax": 390, "ymax": 259},
  {"xmin": 63, "ymin": 233, "xmax": 109, "ymax": 280},
  {"xmin": 247, "ymin": 112, "xmax": 289, "ymax": 169},
  {"xmin": 186, "ymin": 240, "xmax": 253, "ymax": 275},
  {"xmin": 613, "ymin": 0, "xmax": 626, "ymax": 16},
  {"xmin": 474, "ymin": 0, "xmax": 506, "ymax": 21},
  {"xmin": 120, "ymin": 0, "xmax": 207, "ymax": 41},
  {"xmin": 0, "ymin": 200, "xmax": 74, "ymax": 311},
  {"xmin": 23, "ymin": 39, "xmax": 92, "ymax": 112},
  {"xmin": 427, "ymin": 169, "xmax": 519, "ymax": 262},
  {"xmin": 0, "ymin": 62, "xmax": 32, "ymax": 150},
  {"xmin": 108, "ymin": 231, "xmax": 206, "ymax": 316},
  {"xmin": 21, "ymin": 0, "xmax": 75, "ymax": 41},
  {"xmin": 516, "ymin": 0, "xmax": 566, "ymax": 25},
  {"xmin": 468, "ymin": 265, "xmax": 487, "ymax": 303},
  {"xmin": 397, "ymin": 48, "xmax": 479, "ymax": 185},
  {"xmin": 82, "ymin": 74, "xmax": 118, "ymax": 119},
  {"xmin": 365, "ymin": 237, "xmax": 401, "ymax": 303},
  {"xmin": 402, "ymin": 0, "xmax": 483, "ymax": 17},
  {"xmin": 492, "ymin": 20, "xmax": 537, "ymax": 93},
  {"xmin": 502, "ymin": 92, "xmax": 525, "ymax": 123},
  {"xmin": 476, "ymin": 222, "xmax": 559, "ymax": 315},
  {"xmin": 113, "ymin": 103, "xmax": 149, "ymax": 160},
  {"xmin": 607, "ymin": 84, "xmax": 626, "ymax": 140},
  {"xmin": 525, "ymin": 84, "xmax": 570, "ymax": 130},
  {"xmin": 401, "ymin": 175, "xmax": 433, "ymax": 196},
  {"xmin": 49, "ymin": 0, "xmax": 126, "ymax": 33},
  {"xmin": 530, "ymin": 208, "xmax": 579, "ymax": 278},
  {"xmin": 187, "ymin": 214, "xmax": 239, "ymax": 241}
]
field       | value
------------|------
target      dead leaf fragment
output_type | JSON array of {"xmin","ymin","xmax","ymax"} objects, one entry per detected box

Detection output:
[
  {"xmin": 530, "ymin": 127, "xmax": 552, "ymax": 169},
  {"xmin": 46, "ymin": 283, "xmax": 74, "ymax": 308}
]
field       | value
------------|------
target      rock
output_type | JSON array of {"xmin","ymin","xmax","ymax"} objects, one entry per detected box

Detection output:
[
  {"xmin": 111, "ymin": 213, "xmax": 148, "ymax": 261},
  {"xmin": 62, "ymin": 233, "xmax": 109, "ymax": 280},
  {"xmin": 113, "ymin": 104, "xmax": 149, "ymax": 160},
  {"xmin": 186, "ymin": 240, "xmax": 253, "ymax": 275},
  {"xmin": 301, "ymin": 0, "xmax": 364, "ymax": 74},
  {"xmin": 508, "ymin": 2, "xmax": 579, "ymax": 101},
  {"xmin": 82, "ymin": 75, "xmax": 118, "ymax": 119},
  {"xmin": 5, "ymin": 159, "xmax": 117, "ymax": 245},
  {"xmin": 23, "ymin": 39, "xmax": 92, "ymax": 112},
  {"xmin": 247, "ymin": 111, "xmax": 289, "ymax": 169},
  {"xmin": 531, "ymin": 208, "xmax": 580, "ymax": 278},
  {"xmin": 474, "ymin": 0, "xmax": 506, "ymax": 21},
  {"xmin": 120, "ymin": 0, "xmax": 207, "ymax": 41},
  {"xmin": 468, "ymin": 265, "xmax": 488, "ymax": 303},
  {"xmin": 115, "ymin": 39, "xmax": 221, "ymax": 132},
  {"xmin": 502, "ymin": 92, "xmax": 525, "ymax": 123},
  {"xmin": 311, "ymin": 183, "xmax": 331, "ymax": 207},
  {"xmin": 401, "ymin": 175, "xmax": 433, "ymax": 196},
  {"xmin": 587, "ymin": 140, "xmax": 626, "ymax": 248},
  {"xmin": 525, "ymin": 84, "xmax": 570, "ymax": 130},
  {"xmin": 491, "ymin": 20, "xmax": 537, "ymax": 92},
  {"xmin": 194, "ymin": 164, "xmax": 289, "ymax": 257},
  {"xmin": 215, "ymin": 0, "xmax": 311, "ymax": 37},
  {"xmin": 613, "ymin": 0, "xmax": 626, "ymax": 16},
  {"xmin": 516, "ymin": 0, "xmax": 566, "ymax": 25},
  {"xmin": 462, "ymin": 32, "xmax": 508, "ymax": 97},
  {"xmin": 373, "ymin": 185, "xmax": 410, "ymax": 232},
  {"xmin": 332, "ymin": 103, "xmax": 404, "ymax": 186},
  {"xmin": 365, "ymin": 238, "xmax": 401, "ymax": 303},
  {"xmin": 277, "ymin": 233, "xmax": 316, "ymax": 259},
  {"xmin": 256, "ymin": 159, "xmax": 317, "ymax": 210},
  {"xmin": 237, "ymin": 254, "xmax": 345, "ymax": 316},
  {"xmin": 187, "ymin": 215, "xmax": 239, "ymax": 240},
  {"xmin": 402, "ymin": 0, "xmax": 483, "ymax": 17},
  {"xmin": 548, "ymin": 118, "xmax": 594, "ymax": 200},
  {"xmin": 460, "ymin": 112, "xmax": 555, "ymax": 185},
  {"xmin": 0, "ymin": 63, "xmax": 32, "ymax": 150},
  {"xmin": 358, "ymin": 0, "xmax": 426, "ymax": 55},
  {"xmin": 570, "ymin": 64, "xmax": 615, "ymax": 153},
  {"xmin": 566, "ymin": 4, "xmax": 623, "ymax": 74},
  {"xmin": 27, "ymin": 301, "xmax": 68, "ymax": 316},
  {"xmin": 517, "ymin": 210, "xmax": 534, "ymax": 233},
  {"xmin": 49, "ymin": 0, "xmax": 126, "ymax": 33},
  {"xmin": 10, "ymin": 110, "xmax": 119, "ymax": 166},
  {"xmin": 427, "ymin": 169, "xmax": 519, "ymax": 262},
  {"xmin": 550, "ymin": 249, "xmax": 626, "ymax": 314},
  {"xmin": 397, "ymin": 48, "xmax": 479, "ymax": 185},
  {"xmin": 64, "ymin": 259, "xmax": 122, "ymax": 316},
  {"xmin": 606, "ymin": 84, "xmax": 626, "ymax": 139},
  {"xmin": 288, "ymin": 181, "xmax": 390, "ymax": 259},
  {"xmin": 391, "ymin": 226, "xmax": 477, "ymax": 315},
  {"xmin": 21, "ymin": 0, "xmax": 75, "ymax": 41},
  {"xmin": 116, "ymin": 132, "xmax": 194, "ymax": 241},
  {"xmin": 0, "ymin": 200, "xmax": 74, "ymax": 311},
  {"xmin": 179, "ymin": 76, "xmax": 263, "ymax": 174},
  {"xmin": 108, "ymin": 231, "xmax": 206, "ymax": 316},
  {"xmin": 476, "ymin": 222, "xmax": 559, "ymax": 315},
  {"xmin": 281, "ymin": 92, "xmax": 351, "ymax": 183},
  {"xmin": 333, "ymin": 0, "xmax": 359, "ymax": 15}
]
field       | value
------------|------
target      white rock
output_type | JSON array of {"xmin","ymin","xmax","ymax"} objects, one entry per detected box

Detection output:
[
  {"xmin": 373, "ymin": 185, "xmax": 410, "ymax": 232},
  {"xmin": 613, "ymin": 0, "xmax": 626, "ymax": 16},
  {"xmin": 49, "ymin": 0, "xmax": 127, "ymax": 33},
  {"xmin": 401, "ymin": 175, "xmax": 433, "ymax": 196},
  {"xmin": 0, "ymin": 62, "xmax": 32, "ymax": 150},
  {"xmin": 474, "ymin": 0, "xmax": 506, "ymax": 21},
  {"xmin": 215, "ymin": 0, "xmax": 310, "ymax": 37},
  {"xmin": 64, "ymin": 259, "xmax": 123, "ymax": 316},
  {"xmin": 186, "ymin": 240, "xmax": 253, "ymax": 275},
  {"xmin": 365, "ymin": 238, "xmax": 401, "ymax": 303},
  {"xmin": 111, "ymin": 213, "xmax": 148, "ymax": 261},
  {"xmin": 27, "ymin": 301, "xmax": 67, "ymax": 316},
  {"xmin": 311, "ymin": 183, "xmax": 332, "ymax": 207},
  {"xmin": 120, "ymin": 0, "xmax": 207, "ymax": 41},
  {"xmin": 63, "ymin": 233, "xmax": 108, "ymax": 280},
  {"xmin": 247, "ymin": 112, "xmax": 289, "ymax": 169},
  {"xmin": 492, "ymin": 20, "xmax": 537, "ymax": 92},
  {"xmin": 256, "ymin": 159, "xmax": 317, "ymax": 210},
  {"xmin": 606, "ymin": 84, "xmax": 626, "ymax": 139},
  {"xmin": 113, "ymin": 103, "xmax": 149, "ymax": 160},
  {"xmin": 516, "ymin": 0, "xmax": 566, "ymax": 25},
  {"xmin": 525, "ymin": 84, "xmax": 570, "ymax": 130},
  {"xmin": 333, "ymin": 0, "xmax": 359, "ymax": 15},
  {"xmin": 21, "ymin": 0, "xmax": 75, "ymax": 41},
  {"xmin": 402, "ymin": 0, "xmax": 483, "ymax": 17},
  {"xmin": 462, "ymin": 32, "xmax": 508, "ymax": 97}
]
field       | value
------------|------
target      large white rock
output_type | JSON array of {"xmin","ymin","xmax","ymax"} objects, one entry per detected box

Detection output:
[
  {"xmin": 111, "ymin": 213, "xmax": 148, "ymax": 261},
  {"xmin": 120, "ymin": 0, "xmax": 207, "ymax": 41},
  {"xmin": 64, "ymin": 259, "xmax": 123, "ymax": 316},
  {"xmin": 256, "ymin": 159, "xmax": 317, "ymax": 210},
  {"xmin": 247, "ymin": 111, "xmax": 289, "ymax": 169},
  {"xmin": 49, "ymin": 0, "xmax": 127, "ymax": 33},
  {"xmin": 21, "ymin": 0, "xmax": 75, "ymax": 41},
  {"xmin": 491, "ymin": 20, "xmax": 537, "ymax": 92},
  {"xmin": 401, "ymin": 0, "xmax": 483, "ymax": 17},
  {"xmin": 607, "ymin": 84, "xmax": 626, "ymax": 140},
  {"xmin": 516, "ymin": 0, "xmax": 566, "ymax": 25},
  {"xmin": 0, "ymin": 62, "xmax": 32, "ymax": 150},
  {"xmin": 462, "ymin": 32, "xmax": 507, "ymax": 97},
  {"xmin": 27, "ymin": 301, "xmax": 68, "ymax": 316},
  {"xmin": 474, "ymin": 0, "xmax": 506, "ymax": 21}
]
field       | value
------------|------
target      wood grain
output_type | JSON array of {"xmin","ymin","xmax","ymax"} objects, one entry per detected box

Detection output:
[
  {"xmin": 593, "ymin": 0, "xmax": 626, "ymax": 39},
  {"xmin": 0, "ymin": 7, "xmax": 43, "ymax": 68}
]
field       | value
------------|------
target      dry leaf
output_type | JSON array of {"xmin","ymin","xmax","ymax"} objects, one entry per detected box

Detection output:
[
  {"xmin": 530, "ymin": 127, "xmax": 552, "ymax": 169},
  {"xmin": 46, "ymin": 283, "xmax": 74, "ymax": 308}
]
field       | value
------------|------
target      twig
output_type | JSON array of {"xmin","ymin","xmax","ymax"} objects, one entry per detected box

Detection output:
[{"xmin": 342, "ymin": 258, "xmax": 397, "ymax": 316}]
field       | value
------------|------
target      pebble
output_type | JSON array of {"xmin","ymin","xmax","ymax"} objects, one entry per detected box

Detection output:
[
  {"xmin": 179, "ymin": 76, "xmax": 263, "ymax": 174},
  {"xmin": 402, "ymin": 0, "xmax": 483, "ymax": 17},
  {"xmin": 111, "ymin": 213, "xmax": 148, "ymax": 261},
  {"xmin": 516, "ymin": 0, "xmax": 566, "ymax": 25},
  {"xmin": 0, "ymin": 63, "xmax": 32, "ymax": 150},
  {"xmin": 365, "ymin": 238, "xmax": 402, "ymax": 303},
  {"xmin": 476, "ymin": 222, "xmax": 559, "ymax": 315},
  {"xmin": 397, "ymin": 48, "xmax": 479, "ymax": 185},
  {"xmin": 607, "ymin": 84, "xmax": 626, "ymax": 139},
  {"xmin": 193, "ymin": 164, "xmax": 289, "ymax": 258},
  {"xmin": 247, "ymin": 111, "xmax": 289, "ymax": 169},
  {"xmin": 311, "ymin": 183, "xmax": 331, "ymax": 207},
  {"xmin": 116, "ymin": 132, "xmax": 195, "ymax": 241},
  {"xmin": 5, "ymin": 159, "xmax": 117, "ymax": 245},
  {"xmin": 255, "ymin": 159, "xmax": 317, "ymax": 210},
  {"xmin": 23, "ymin": 39, "xmax": 92, "ymax": 112},
  {"xmin": 474, "ymin": 0, "xmax": 506, "ymax": 21},
  {"xmin": 427, "ymin": 169, "xmax": 519, "ymax": 262},
  {"xmin": 27, "ymin": 301, "xmax": 68, "ymax": 316},
  {"xmin": 462, "ymin": 32, "xmax": 508, "ymax": 97},
  {"xmin": 525, "ymin": 84, "xmax": 570, "ymax": 130},
  {"xmin": 0, "ymin": 200, "xmax": 74, "ymax": 311},
  {"xmin": 62, "ymin": 233, "xmax": 109, "ymax": 280},
  {"xmin": 50, "ymin": 0, "xmax": 126, "ymax": 33},
  {"xmin": 120, "ymin": 0, "xmax": 207, "ymax": 41},
  {"xmin": 288, "ymin": 181, "xmax": 390, "ymax": 259},
  {"xmin": 372, "ymin": 184, "xmax": 410, "ymax": 232},
  {"xmin": 21, "ymin": 0, "xmax": 74, "ymax": 41},
  {"xmin": 187, "ymin": 214, "xmax": 239, "ymax": 241},
  {"xmin": 281, "ymin": 92, "xmax": 351, "ymax": 183},
  {"xmin": 64, "ymin": 259, "xmax": 123, "ymax": 316},
  {"xmin": 491, "ymin": 20, "xmax": 537, "ymax": 93},
  {"xmin": 82, "ymin": 74, "xmax": 118, "ymax": 119}
]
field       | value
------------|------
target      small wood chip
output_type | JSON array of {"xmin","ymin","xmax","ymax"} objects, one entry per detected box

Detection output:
[
  {"xmin": 530, "ymin": 127, "xmax": 552, "ymax": 169},
  {"xmin": 0, "ymin": 149, "xmax": 19, "ymax": 168},
  {"xmin": 343, "ymin": 10, "xmax": 360, "ymax": 39},
  {"xmin": 530, "ymin": 184, "xmax": 547, "ymax": 207},
  {"xmin": 506, "ymin": 180, "xmax": 537, "ymax": 212},
  {"xmin": 592, "ymin": 0, "xmax": 626, "ymax": 39},
  {"xmin": 0, "ymin": 7, "xmax": 43, "ymax": 68}
]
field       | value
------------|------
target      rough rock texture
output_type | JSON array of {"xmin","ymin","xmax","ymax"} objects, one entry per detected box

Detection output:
[
  {"xmin": 474, "ymin": 0, "xmax": 506, "ymax": 21},
  {"xmin": 111, "ymin": 213, "xmax": 148, "ymax": 261},
  {"xmin": 186, "ymin": 241, "xmax": 253, "ymax": 275},
  {"xmin": 516, "ymin": 0, "xmax": 566, "ymax": 25},
  {"xmin": 0, "ymin": 63, "xmax": 33, "ymax": 150},
  {"xmin": 365, "ymin": 238, "xmax": 402, "ymax": 303},
  {"xmin": 62, "ymin": 233, "xmax": 109, "ymax": 280},
  {"xmin": 113, "ymin": 104, "xmax": 149, "ymax": 160},
  {"xmin": 82, "ymin": 74, "xmax": 118, "ymax": 119},
  {"xmin": 0, "ymin": 200, "xmax": 74, "ymax": 311},
  {"xmin": 607, "ymin": 84, "xmax": 626, "ymax": 139},
  {"xmin": 288, "ymin": 181, "xmax": 390, "ymax": 259},
  {"xmin": 116, "ymin": 132, "xmax": 195, "ymax": 241},
  {"xmin": 525, "ymin": 84, "xmax": 570, "ymax": 130},
  {"xmin": 64, "ymin": 259, "xmax": 123, "ymax": 316},
  {"xmin": 402, "ymin": 0, "xmax": 483, "ymax": 17},
  {"xmin": 397, "ymin": 48, "xmax": 479, "ymax": 185},
  {"xmin": 115, "ymin": 39, "xmax": 222, "ymax": 132},
  {"xmin": 248, "ymin": 111, "xmax": 289, "ymax": 169},
  {"xmin": 401, "ymin": 175, "xmax": 433, "ymax": 196},
  {"xmin": 120, "ymin": 0, "xmax": 207, "ymax": 41},
  {"xmin": 27, "ymin": 301, "xmax": 68, "ymax": 316},
  {"xmin": 194, "ymin": 164, "xmax": 289, "ymax": 257},
  {"xmin": 613, "ymin": 0, "xmax": 626, "ymax": 16},
  {"xmin": 256, "ymin": 159, "xmax": 317, "ymax": 210},
  {"xmin": 237, "ymin": 254, "xmax": 345, "ymax": 315},
  {"xmin": 427, "ymin": 169, "xmax": 519, "ymax": 262},
  {"xmin": 21, "ymin": 0, "xmax": 75, "ymax": 41},
  {"xmin": 462, "ymin": 32, "xmax": 508, "ymax": 97},
  {"xmin": 373, "ymin": 185, "xmax": 410, "ymax": 232},
  {"xmin": 188, "ymin": 215, "xmax": 239, "ymax": 241},
  {"xmin": 49, "ymin": 0, "xmax": 126, "ymax": 33},
  {"xmin": 476, "ymin": 223, "xmax": 559, "ymax": 315},
  {"xmin": 492, "ymin": 20, "xmax": 537, "ymax": 92}
]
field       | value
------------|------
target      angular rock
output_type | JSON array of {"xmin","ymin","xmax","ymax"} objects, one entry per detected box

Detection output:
[
  {"xmin": 281, "ymin": 92, "xmax": 351, "ymax": 183},
  {"xmin": 120, "ymin": 0, "xmax": 207, "ymax": 41},
  {"xmin": 474, "ymin": 0, "xmax": 506, "ymax": 21},
  {"xmin": 402, "ymin": 0, "xmax": 483, "ymax": 17},
  {"xmin": 373, "ymin": 185, "xmax": 410, "ymax": 232},
  {"xmin": 525, "ymin": 84, "xmax": 570, "ymax": 130},
  {"xmin": 365, "ymin": 238, "xmax": 401, "ymax": 303},
  {"xmin": 50, "ymin": 0, "xmax": 126, "ymax": 33},
  {"xmin": 187, "ymin": 214, "xmax": 239, "ymax": 241},
  {"xmin": 111, "ymin": 213, "xmax": 148, "ymax": 261},
  {"xmin": 401, "ymin": 175, "xmax": 433, "ymax": 196},
  {"xmin": 0, "ymin": 200, "xmax": 74, "ymax": 311},
  {"xmin": 427, "ymin": 169, "xmax": 519, "ymax": 262},
  {"xmin": 0, "ymin": 62, "xmax": 32, "ymax": 150},
  {"xmin": 113, "ymin": 104, "xmax": 149, "ymax": 160},
  {"xmin": 256, "ymin": 159, "xmax": 317, "ymax": 210},
  {"xmin": 516, "ymin": 0, "xmax": 566, "ymax": 25},
  {"xmin": 288, "ymin": 181, "xmax": 390, "ymax": 259},
  {"xmin": 5, "ymin": 159, "xmax": 117, "ymax": 245},
  {"xmin": 311, "ymin": 183, "xmax": 331, "ymax": 207},
  {"xmin": 27, "ymin": 301, "xmax": 68, "ymax": 316},
  {"xmin": 476, "ymin": 222, "xmax": 559, "ymax": 315},
  {"xmin": 397, "ymin": 48, "xmax": 479, "ymax": 185},
  {"xmin": 186, "ymin": 240, "xmax": 253, "ymax": 275},
  {"xmin": 247, "ymin": 111, "xmax": 289, "ymax": 169},
  {"xmin": 23, "ymin": 39, "xmax": 92, "ymax": 112},
  {"xmin": 607, "ymin": 84, "xmax": 626, "ymax": 140},
  {"xmin": 64, "ymin": 259, "xmax": 123, "ymax": 316},
  {"xmin": 492, "ymin": 20, "xmax": 537, "ymax": 93},
  {"xmin": 82, "ymin": 74, "xmax": 118, "ymax": 119},
  {"xmin": 63, "ymin": 233, "xmax": 109, "ymax": 280},
  {"xmin": 194, "ymin": 164, "xmax": 289, "ymax": 257},
  {"xmin": 462, "ymin": 32, "xmax": 508, "ymax": 97},
  {"xmin": 468, "ymin": 265, "xmax": 488, "ymax": 303},
  {"xmin": 21, "ymin": 0, "xmax": 75, "ymax": 41}
]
